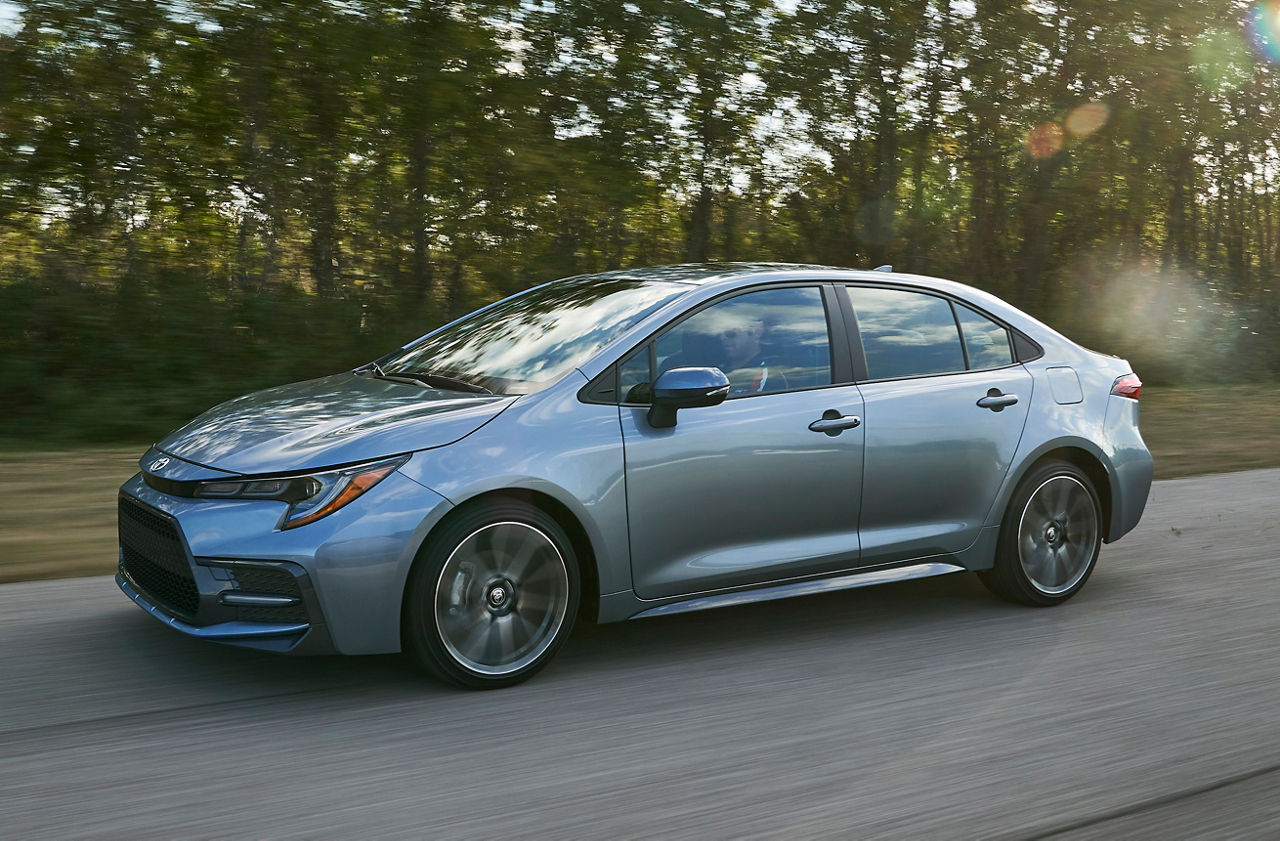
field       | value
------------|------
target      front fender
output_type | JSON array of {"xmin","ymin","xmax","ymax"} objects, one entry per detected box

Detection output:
[{"xmin": 397, "ymin": 373, "xmax": 632, "ymax": 599}]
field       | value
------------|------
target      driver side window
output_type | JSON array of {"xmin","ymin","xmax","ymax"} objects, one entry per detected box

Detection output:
[{"xmin": 619, "ymin": 286, "xmax": 832, "ymax": 404}]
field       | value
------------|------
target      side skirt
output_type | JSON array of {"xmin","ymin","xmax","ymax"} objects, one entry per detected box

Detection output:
[{"xmin": 628, "ymin": 562, "xmax": 967, "ymax": 620}]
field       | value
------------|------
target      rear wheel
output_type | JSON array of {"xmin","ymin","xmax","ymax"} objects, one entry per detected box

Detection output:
[
  {"xmin": 404, "ymin": 501, "xmax": 580, "ymax": 689},
  {"xmin": 980, "ymin": 461, "xmax": 1102, "ymax": 606}
]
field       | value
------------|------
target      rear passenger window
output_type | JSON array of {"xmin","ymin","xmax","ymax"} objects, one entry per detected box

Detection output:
[
  {"xmin": 848, "ymin": 287, "xmax": 965, "ymax": 380},
  {"xmin": 955, "ymin": 304, "xmax": 1014, "ymax": 369}
]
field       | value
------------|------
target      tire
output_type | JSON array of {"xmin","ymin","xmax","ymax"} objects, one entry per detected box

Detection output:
[
  {"xmin": 404, "ymin": 500, "xmax": 580, "ymax": 689},
  {"xmin": 979, "ymin": 460, "xmax": 1102, "ymax": 607}
]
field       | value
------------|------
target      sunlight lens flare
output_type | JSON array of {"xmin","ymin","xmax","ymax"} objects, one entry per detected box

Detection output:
[
  {"xmin": 1065, "ymin": 103, "xmax": 1109, "ymax": 137},
  {"xmin": 1249, "ymin": 1, "xmax": 1280, "ymax": 62},
  {"xmin": 1193, "ymin": 28, "xmax": 1253, "ymax": 90},
  {"xmin": 1026, "ymin": 122, "xmax": 1065, "ymax": 158}
]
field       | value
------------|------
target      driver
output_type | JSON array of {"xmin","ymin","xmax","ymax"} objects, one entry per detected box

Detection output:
[{"xmin": 718, "ymin": 316, "xmax": 784, "ymax": 395}]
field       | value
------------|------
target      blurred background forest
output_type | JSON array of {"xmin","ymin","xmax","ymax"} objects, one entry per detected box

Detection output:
[{"xmin": 2, "ymin": 0, "xmax": 1279, "ymax": 443}]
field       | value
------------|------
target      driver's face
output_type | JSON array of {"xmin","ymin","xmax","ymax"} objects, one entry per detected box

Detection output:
[{"xmin": 721, "ymin": 321, "xmax": 762, "ymax": 365}]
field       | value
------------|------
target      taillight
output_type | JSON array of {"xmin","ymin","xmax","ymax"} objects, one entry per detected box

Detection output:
[{"xmin": 1111, "ymin": 373, "xmax": 1142, "ymax": 400}]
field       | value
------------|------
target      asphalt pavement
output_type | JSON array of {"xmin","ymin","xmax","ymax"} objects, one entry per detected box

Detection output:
[{"xmin": 3, "ymin": 468, "xmax": 1280, "ymax": 840}]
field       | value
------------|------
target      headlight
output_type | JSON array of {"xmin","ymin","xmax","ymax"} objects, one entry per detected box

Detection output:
[{"xmin": 193, "ymin": 455, "xmax": 409, "ymax": 530}]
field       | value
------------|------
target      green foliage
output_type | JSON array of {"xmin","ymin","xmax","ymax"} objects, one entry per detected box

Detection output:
[{"xmin": 1, "ymin": 0, "xmax": 1278, "ymax": 443}]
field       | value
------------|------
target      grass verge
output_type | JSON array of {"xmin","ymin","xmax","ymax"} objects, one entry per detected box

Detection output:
[
  {"xmin": 1139, "ymin": 385, "xmax": 1280, "ymax": 480},
  {"xmin": 1, "ymin": 385, "xmax": 1277, "ymax": 584},
  {"xmin": 0, "ymin": 448, "xmax": 148, "ymax": 584}
]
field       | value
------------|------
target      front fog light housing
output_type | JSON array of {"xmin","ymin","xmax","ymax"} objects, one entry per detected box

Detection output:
[{"xmin": 193, "ymin": 455, "xmax": 408, "ymax": 530}]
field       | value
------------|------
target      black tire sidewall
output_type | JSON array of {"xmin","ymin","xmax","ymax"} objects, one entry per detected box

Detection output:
[{"xmin": 404, "ymin": 500, "xmax": 581, "ymax": 689}]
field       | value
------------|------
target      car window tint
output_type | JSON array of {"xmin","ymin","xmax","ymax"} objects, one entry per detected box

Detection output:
[
  {"xmin": 626, "ymin": 287, "xmax": 832, "ymax": 402},
  {"xmin": 955, "ymin": 303, "xmax": 1014, "ymax": 370},
  {"xmin": 660, "ymin": 287, "xmax": 831, "ymax": 397},
  {"xmin": 619, "ymin": 347, "xmax": 652, "ymax": 404},
  {"xmin": 848, "ymin": 287, "xmax": 965, "ymax": 379}
]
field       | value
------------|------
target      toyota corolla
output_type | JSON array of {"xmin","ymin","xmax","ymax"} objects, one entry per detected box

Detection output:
[{"xmin": 118, "ymin": 263, "xmax": 1153, "ymax": 688}]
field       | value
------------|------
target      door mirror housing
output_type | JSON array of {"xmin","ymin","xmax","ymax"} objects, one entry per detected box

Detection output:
[{"xmin": 647, "ymin": 367, "xmax": 730, "ymax": 428}]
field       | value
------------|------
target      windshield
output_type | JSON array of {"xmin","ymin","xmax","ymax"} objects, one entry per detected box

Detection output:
[{"xmin": 380, "ymin": 277, "xmax": 688, "ymax": 394}]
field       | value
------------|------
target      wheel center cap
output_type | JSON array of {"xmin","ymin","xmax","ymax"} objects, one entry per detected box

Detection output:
[
  {"xmin": 485, "ymin": 578, "xmax": 517, "ymax": 613},
  {"xmin": 1045, "ymin": 525, "xmax": 1060, "ymax": 543}
]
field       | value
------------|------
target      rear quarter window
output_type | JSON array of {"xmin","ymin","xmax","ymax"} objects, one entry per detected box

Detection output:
[{"xmin": 955, "ymin": 303, "xmax": 1014, "ymax": 369}]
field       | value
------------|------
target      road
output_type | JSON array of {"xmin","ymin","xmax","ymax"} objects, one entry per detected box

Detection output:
[{"xmin": 3, "ymin": 469, "xmax": 1280, "ymax": 840}]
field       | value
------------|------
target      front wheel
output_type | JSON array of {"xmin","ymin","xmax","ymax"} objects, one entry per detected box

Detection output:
[
  {"xmin": 404, "ymin": 501, "xmax": 580, "ymax": 689},
  {"xmin": 979, "ymin": 461, "xmax": 1102, "ymax": 606}
]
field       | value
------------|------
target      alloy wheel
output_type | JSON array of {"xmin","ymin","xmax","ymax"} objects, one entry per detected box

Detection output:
[
  {"xmin": 1017, "ymin": 475, "xmax": 1099, "ymax": 595},
  {"xmin": 433, "ymin": 521, "xmax": 570, "ymax": 676}
]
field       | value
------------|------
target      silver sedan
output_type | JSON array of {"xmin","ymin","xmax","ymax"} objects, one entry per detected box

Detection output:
[{"xmin": 118, "ymin": 264, "xmax": 1153, "ymax": 688}]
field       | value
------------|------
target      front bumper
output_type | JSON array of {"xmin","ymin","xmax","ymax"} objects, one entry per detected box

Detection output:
[
  {"xmin": 117, "ymin": 572, "xmax": 326, "ymax": 653},
  {"xmin": 116, "ymin": 463, "xmax": 453, "ymax": 655},
  {"xmin": 116, "ymin": 494, "xmax": 336, "ymax": 653}
]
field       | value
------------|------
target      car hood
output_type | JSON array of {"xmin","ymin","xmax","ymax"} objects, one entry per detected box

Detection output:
[{"xmin": 155, "ymin": 373, "xmax": 516, "ymax": 475}]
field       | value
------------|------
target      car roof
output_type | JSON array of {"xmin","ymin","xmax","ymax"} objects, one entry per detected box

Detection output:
[
  {"xmin": 570, "ymin": 263, "xmax": 1027, "ymax": 315},
  {"xmin": 569, "ymin": 262, "xmax": 843, "ymax": 286},
  {"xmin": 570, "ymin": 262, "xmax": 989, "ymax": 296}
]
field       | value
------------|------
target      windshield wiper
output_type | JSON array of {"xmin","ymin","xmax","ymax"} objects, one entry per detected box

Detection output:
[
  {"xmin": 353, "ymin": 361, "xmax": 387, "ymax": 377},
  {"xmin": 397, "ymin": 370, "xmax": 493, "ymax": 395},
  {"xmin": 358, "ymin": 362, "xmax": 492, "ymax": 395},
  {"xmin": 356, "ymin": 365, "xmax": 430, "ymax": 389}
]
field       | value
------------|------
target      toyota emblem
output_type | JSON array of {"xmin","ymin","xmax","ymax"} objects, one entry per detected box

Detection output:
[{"xmin": 149, "ymin": 457, "xmax": 170, "ymax": 472}]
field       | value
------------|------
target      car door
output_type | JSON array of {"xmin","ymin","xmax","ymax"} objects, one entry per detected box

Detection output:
[
  {"xmin": 619, "ymin": 285, "xmax": 866, "ymax": 600},
  {"xmin": 842, "ymin": 285, "xmax": 1033, "ymax": 565}
]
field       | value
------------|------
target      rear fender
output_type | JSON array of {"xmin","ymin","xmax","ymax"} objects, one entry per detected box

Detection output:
[{"xmin": 988, "ymin": 437, "xmax": 1127, "ymax": 542}]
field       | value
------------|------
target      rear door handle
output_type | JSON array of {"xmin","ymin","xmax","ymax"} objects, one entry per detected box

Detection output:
[
  {"xmin": 809, "ymin": 410, "xmax": 862, "ymax": 436},
  {"xmin": 976, "ymin": 389, "xmax": 1019, "ymax": 411}
]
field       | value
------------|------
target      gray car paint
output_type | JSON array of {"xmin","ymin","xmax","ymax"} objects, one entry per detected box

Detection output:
[
  {"xmin": 396, "ymin": 371, "xmax": 633, "ymax": 598},
  {"xmin": 855, "ymin": 365, "xmax": 1033, "ymax": 565},
  {"xmin": 620, "ymin": 383, "xmax": 866, "ymax": 599},
  {"xmin": 994, "ymin": 346, "xmax": 1153, "ymax": 543},
  {"xmin": 156, "ymin": 373, "xmax": 515, "ymax": 474},
  {"xmin": 118, "ymin": 264, "xmax": 1154, "ymax": 656}
]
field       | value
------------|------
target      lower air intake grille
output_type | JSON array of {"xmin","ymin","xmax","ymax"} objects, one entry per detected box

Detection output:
[
  {"xmin": 119, "ymin": 496, "xmax": 199, "ymax": 616},
  {"xmin": 228, "ymin": 565, "xmax": 309, "ymax": 624}
]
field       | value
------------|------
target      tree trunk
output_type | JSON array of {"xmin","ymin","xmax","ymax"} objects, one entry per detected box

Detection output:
[{"xmin": 406, "ymin": 124, "xmax": 435, "ymax": 307}]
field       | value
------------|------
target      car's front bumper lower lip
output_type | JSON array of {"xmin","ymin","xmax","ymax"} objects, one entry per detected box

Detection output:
[{"xmin": 117, "ymin": 573, "xmax": 309, "ymax": 642}]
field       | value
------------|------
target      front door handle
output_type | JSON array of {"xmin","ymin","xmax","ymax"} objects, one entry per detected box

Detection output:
[
  {"xmin": 809, "ymin": 410, "xmax": 862, "ymax": 436},
  {"xmin": 976, "ymin": 389, "xmax": 1019, "ymax": 411}
]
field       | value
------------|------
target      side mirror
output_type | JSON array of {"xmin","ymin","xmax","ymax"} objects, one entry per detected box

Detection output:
[{"xmin": 647, "ymin": 367, "xmax": 730, "ymax": 428}]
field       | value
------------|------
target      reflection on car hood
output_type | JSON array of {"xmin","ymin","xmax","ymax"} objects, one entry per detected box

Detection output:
[{"xmin": 156, "ymin": 373, "xmax": 516, "ymax": 475}]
